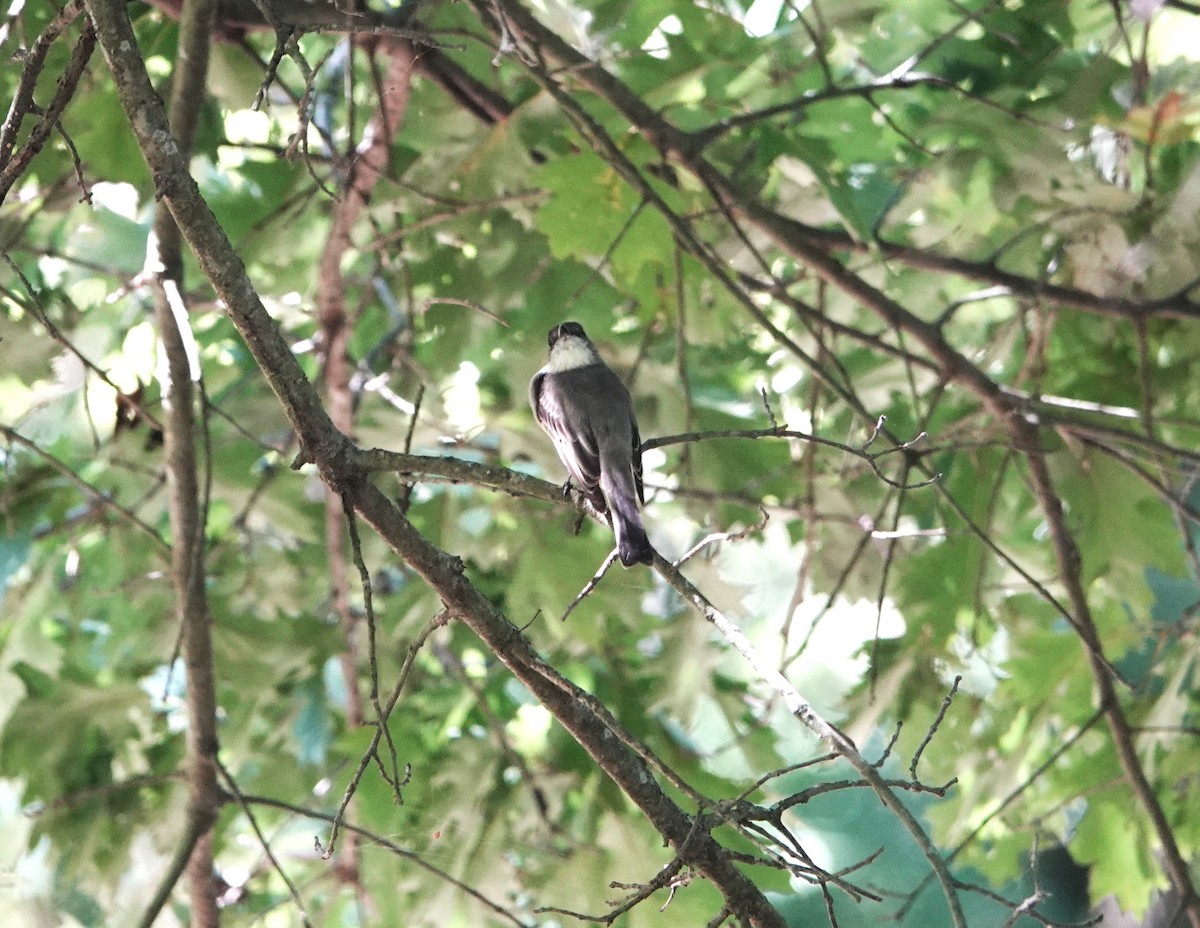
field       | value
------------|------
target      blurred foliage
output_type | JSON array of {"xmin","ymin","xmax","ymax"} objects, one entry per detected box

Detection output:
[{"xmin": 2, "ymin": 0, "xmax": 1200, "ymax": 925}]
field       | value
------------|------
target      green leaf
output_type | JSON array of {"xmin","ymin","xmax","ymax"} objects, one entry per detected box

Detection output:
[
  {"xmin": 533, "ymin": 151, "xmax": 673, "ymax": 282},
  {"xmin": 1073, "ymin": 794, "xmax": 1163, "ymax": 915}
]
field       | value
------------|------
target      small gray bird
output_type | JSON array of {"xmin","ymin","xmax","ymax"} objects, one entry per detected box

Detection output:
[{"xmin": 530, "ymin": 322, "xmax": 654, "ymax": 567}]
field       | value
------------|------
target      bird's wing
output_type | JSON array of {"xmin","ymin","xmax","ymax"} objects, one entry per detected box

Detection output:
[
  {"xmin": 531, "ymin": 370, "xmax": 604, "ymax": 504},
  {"xmin": 630, "ymin": 420, "xmax": 645, "ymax": 506}
]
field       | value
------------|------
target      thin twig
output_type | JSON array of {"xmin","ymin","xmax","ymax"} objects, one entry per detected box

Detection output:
[
  {"xmin": 561, "ymin": 550, "xmax": 620, "ymax": 621},
  {"xmin": 215, "ymin": 759, "xmax": 313, "ymax": 928},
  {"xmin": 910, "ymin": 676, "xmax": 960, "ymax": 780}
]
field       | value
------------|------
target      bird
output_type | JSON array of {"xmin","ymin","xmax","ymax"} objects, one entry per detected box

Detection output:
[{"xmin": 529, "ymin": 321, "xmax": 655, "ymax": 567}]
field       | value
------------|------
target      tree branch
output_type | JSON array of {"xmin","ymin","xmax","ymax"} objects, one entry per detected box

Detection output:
[
  {"xmin": 77, "ymin": 3, "xmax": 789, "ymax": 921},
  {"xmin": 650, "ymin": 550, "xmax": 969, "ymax": 928},
  {"xmin": 1012, "ymin": 415, "xmax": 1200, "ymax": 928},
  {"xmin": 138, "ymin": 0, "xmax": 222, "ymax": 918},
  {"xmin": 459, "ymin": 3, "xmax": 1200, "ymax": 922}
]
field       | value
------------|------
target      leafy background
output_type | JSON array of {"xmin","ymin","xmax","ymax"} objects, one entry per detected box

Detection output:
[{"xmin": 1, "ymin": 0, "xmax": 1200, "ymax": 925}]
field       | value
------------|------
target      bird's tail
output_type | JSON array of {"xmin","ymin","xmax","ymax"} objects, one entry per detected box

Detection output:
[{"xmin": 601, "ymin": 464, "xmax": 654, "ymax": 567}]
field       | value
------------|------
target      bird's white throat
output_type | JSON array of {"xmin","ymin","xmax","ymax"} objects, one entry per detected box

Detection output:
[{"xmin": 545, "ymin": 335, "xmax": 600, "ymax": 372}]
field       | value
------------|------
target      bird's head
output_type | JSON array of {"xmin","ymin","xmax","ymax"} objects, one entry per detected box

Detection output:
[{"xmin": 545, "ymin": 321, "xmax": 600, "ymax": 371}]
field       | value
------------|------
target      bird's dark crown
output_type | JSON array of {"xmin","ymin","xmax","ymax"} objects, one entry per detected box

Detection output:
[{"xmin": 548, "ymin": 321, "xmax": 588, "ymax": 348}]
